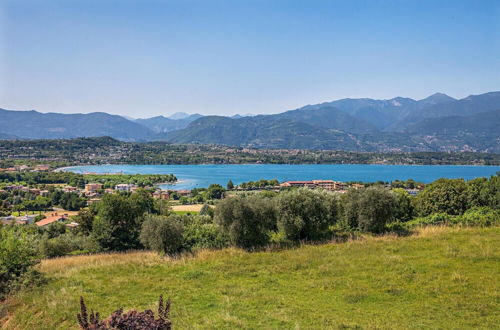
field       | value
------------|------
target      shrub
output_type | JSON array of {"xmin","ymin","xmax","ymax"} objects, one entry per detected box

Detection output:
[
  {"xmin": 38, "ymin": 234, "xmax": 101, "ymax": 258},
  {"xmin": 140, "ymin": 214, "xmax": 184, "ymax": 255},
  {"xmin": 77, "ymin": 295, "xmax": 171, "ymax": 329},
  {"xmin": 404, "ymin": 213, "xmax": 457, "ymax": 228},
  {"xmin": 276, "ymin": 188, "xmax": 339, "ymax": 241},
  {"xmin": 215, "ymin": 195, "xmax": 276, "ymax": 249},
  {"xmin": 0, "ymin": 225, "xmax": 41, "ymax": 298},
  {"xmin": 456, "ymin": 206, "xmax": 499, "ymax": 227}
]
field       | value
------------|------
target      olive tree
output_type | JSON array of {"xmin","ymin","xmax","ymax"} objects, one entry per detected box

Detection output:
[
  {"xmin": 215, "ymin": 195, "xmax": 276, "ymax": 249},
  {"xmin": 140, "ymin": 214, "xmax": 184, "ymax": 255},
  {"xmin": 342, "ymin": 187, "xmax": 398, "ymax": 233},
  {"xmin": 276, "ymin": 188, "xmax": 339, "ymax": 241}
]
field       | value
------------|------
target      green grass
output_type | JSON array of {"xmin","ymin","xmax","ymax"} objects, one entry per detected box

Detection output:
[
  {"xmin": 173, "ymin": 210, "xmax": 200, "ymax": 215},
  {"xmin": 2, "ymin": 226, "xmax": 499, "ymax": 329}
]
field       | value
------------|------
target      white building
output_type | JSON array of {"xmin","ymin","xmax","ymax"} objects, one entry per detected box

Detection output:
[{"xmin": 115, "ymin": 183, "xmax": 137, "ymax": 192}]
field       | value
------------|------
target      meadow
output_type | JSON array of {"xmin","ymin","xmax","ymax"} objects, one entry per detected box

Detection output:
[{"xmin": 2, "ymin": 226, "xmax": 499, "ymax": 329}]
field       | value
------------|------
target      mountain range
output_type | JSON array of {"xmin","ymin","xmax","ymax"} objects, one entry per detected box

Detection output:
[{"xmin": 1, "ymin": 91, "xmax": 499, "ymax": 152}]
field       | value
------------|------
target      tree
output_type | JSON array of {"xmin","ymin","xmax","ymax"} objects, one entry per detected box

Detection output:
[
  {"xmin": 342, "ymin": 187, "xmax": 398, "ymax": 233},
  {"xmin": 74, "ymin": 209, "xmax": 95, "ymax": 235},
  {"xmin": 226, "ymin": 180, "xmax": 234, "ymax": 190},
  {"xmin": 130, "ymin": 188, "xmax": 156, "ymax": 215},
  {"xmin": 199, "ymin": 204, "xmax": 214, "ymax": 218},
  {"xmin": 206, "ymin": 184, "xmax": 225, "ymax": 200},
  {"xmin": 276, "ymin": 188, "xmax": 338, "ymax": 241},
  {"xmin": 392, "ymin": 188, "xmax": 414, "ymax": 222},
  {"xmin": 140, "ymin": 214, "xmax": 184, "ymax": 255},
  {"xmin": 215, "ymin": 195, "xmax": 276, "ymax": 249},
  {"xmin": 413, "ymin": 178, "xmax": 467, "ymax": 216},
  {"xmin": 92, "ymin": 194, "xmax": 143, "ymax": 251}
]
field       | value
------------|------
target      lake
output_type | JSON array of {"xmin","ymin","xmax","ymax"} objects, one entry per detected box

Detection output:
[{"xmin": 62, "ymin": 164, "xmax": 500, "ymax": 190}]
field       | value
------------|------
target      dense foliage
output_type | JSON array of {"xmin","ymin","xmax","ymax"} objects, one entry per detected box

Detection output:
[
  {"xmin": 0, "ymin": 225, "xmax": 41, "ymax": 298},
  {"xmin": 0, "ymin": 171, "xmax": 176, "ymax": 188}
]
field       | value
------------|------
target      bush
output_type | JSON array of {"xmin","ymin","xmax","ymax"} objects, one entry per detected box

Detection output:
[
  {"xmin": 456, "ymin": 206, "xmax": 499, "ymax": 227},
  {"xmin": 38, "ymin": 234, "xmax": 101, "ymax": 258},
  {"xmin": 215, "ymin": 195, "xmax": 276, "ymax": 249},
  {"xmin": 77, "ymin": 295, "xmax": 171, "ymax": 329},
  {"xmin": 140, "ymin": 214, "xmax": 184, "ymax": 255},
  {"xmin": 276, "ymin": 188, "xmax": 339, "ymax": 241},
  {"xmin": 403, "ymin": 213, "xmax": 458, "ymax": 229},
  {"xmin": 0, "ymin": 225, "xmax": 41, "ymax": 298}
]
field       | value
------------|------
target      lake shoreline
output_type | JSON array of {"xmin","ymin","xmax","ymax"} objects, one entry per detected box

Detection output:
[{"xmin": 59, "ymin": 164, "xmax": 500, "ymax": 190}]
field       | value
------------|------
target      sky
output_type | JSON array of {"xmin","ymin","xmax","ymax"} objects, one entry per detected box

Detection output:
[{"xmin": 0, "ymin": 0, "xmax": 499, "ymax": 118}]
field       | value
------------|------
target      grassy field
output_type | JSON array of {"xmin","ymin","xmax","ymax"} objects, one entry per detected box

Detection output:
[{"xmin": 2, "ymin": 226, "xmax": 499, "ymax": 329}]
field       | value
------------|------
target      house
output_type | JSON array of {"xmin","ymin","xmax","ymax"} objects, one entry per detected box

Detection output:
[
  {"xmin": 311, "ymin": 180, "xmax": 348, "ymax": 190},
  {"xmin": 64, "ymin": 186, "xmax": 78, "ymax": 192},
  {"xmin": 153, "ymin": 190, "xmax": 170, "ymax": 200},
  {"xmin": 115, "ymin": 183, "xmax": 136, "ymax": 192},
  {"xmin": 15, "ymin": 165, "xmax": 29, "ymax": 171},
  {"xmin": 280, "ymin": 181, "xmax": 316, "ymax": 188},
  {"xmin": 85, "ymin": 183, "xmax": 103, "ymax": 193},
  {"xmin": 405, "ymin": 188, "xmax": 420, "ymax": 196},
  {"xmin": 18, "ymin": 214, "xmax": 37, "ymax": 224},
  {"xmin": 177, "ymin": 190, "xmax": 191, "ymax": 197},
  {"xmin": 35, "ymin": 214, "xmax": 67, "ymax": 227},
  {"xmin": 34, "ymin": 164, "xmax": 50, "ymax": 171},
  {"xmin": 29, "ymin": 188, "xmax": 41, "ymax": 194},
  {"xmin": 0, "ymin": 216, "xmax": 16, "ymax": 225},
  {"xmin": 351, "ymin": 183, "xmax": 365, "ymax": 189}
]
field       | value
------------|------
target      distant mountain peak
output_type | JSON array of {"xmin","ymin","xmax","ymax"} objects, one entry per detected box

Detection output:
[
  {"xmin": 169, "ymin": 112, "xmax": 191, "ymax": 120},
  {"xmin": 419, "ymin": 92, "xmax": 456, "ymax": 105}
]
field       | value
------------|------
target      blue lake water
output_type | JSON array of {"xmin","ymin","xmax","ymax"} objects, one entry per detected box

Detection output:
[{"xmin": 62, "ymin": 164, "xmax": 500, "ymax": 190}]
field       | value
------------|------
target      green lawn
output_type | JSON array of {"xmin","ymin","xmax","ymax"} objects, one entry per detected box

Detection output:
[
  {"xmin": 172, "ymin": 210, "xmax": 200, "ymax": 215},
  {"xmin": 2, "ymin": 226, "xmax": 499, "ymax": 329}
]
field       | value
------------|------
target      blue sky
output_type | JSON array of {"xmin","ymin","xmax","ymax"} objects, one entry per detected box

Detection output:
[{"xmin": 0, "ymin": 0, "xmax": 499, "ymax": 117}]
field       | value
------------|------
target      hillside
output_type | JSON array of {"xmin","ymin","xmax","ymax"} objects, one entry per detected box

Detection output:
[
  {"xmin": 404, "ymin": 110, "xmax": 500, "ymax": 153},
  {"xmin": 0, "ymin": 109, "xmax": 153, "ymax": 141},
  {"xmin": 135, "ymin": 114, "xmax": 203, "ymax": 133},
  {"xmin": 393, "ymin": 91, "xmax": 500, "ymax": 130},
  {"xmin": 269, "ymin": 106, "xmax": 378, "ymax": 133},
  {"xmin": 164, "ymin": 116, "xmax": 368, "ymax": 150},
  {"xmin": 2, "ymin": 226, "xmax": 499, "ymax": 329}
]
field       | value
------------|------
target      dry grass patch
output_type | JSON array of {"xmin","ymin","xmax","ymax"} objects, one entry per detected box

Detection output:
[{"xmin": 171, "ymin": 204, "xmax": 209, "ymax": 212}]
